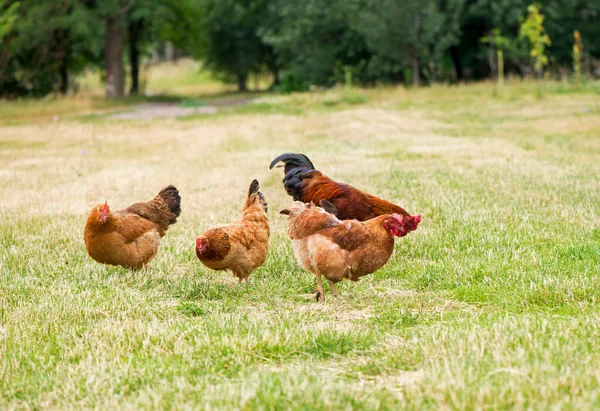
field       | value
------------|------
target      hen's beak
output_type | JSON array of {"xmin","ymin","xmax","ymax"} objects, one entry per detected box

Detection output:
[
  {"xmin": 99, "ymin": 213, "xmax": 108, "ymax": 224},
  {"xmin": 196, "ymin": 239, "xmax": 207, "ymax": 254}
]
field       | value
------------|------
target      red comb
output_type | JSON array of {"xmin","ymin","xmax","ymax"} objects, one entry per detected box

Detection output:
[{"xmin": 102, "ymin": 201, "xmax": 108, "ymax": 214}]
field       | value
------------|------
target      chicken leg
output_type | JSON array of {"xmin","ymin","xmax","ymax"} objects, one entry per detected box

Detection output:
[
  {"xmin": 315, "ymin": 272, "xmax": 325, "ymax": 302},
  {"xmin": 327, "ymin": 279, "xmax": 339, "ymax": 298}
]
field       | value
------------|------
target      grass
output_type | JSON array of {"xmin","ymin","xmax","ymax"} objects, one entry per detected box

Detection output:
[{"xmin": 1, "ymin": 62, "xmax": 600, "ymax": 409}]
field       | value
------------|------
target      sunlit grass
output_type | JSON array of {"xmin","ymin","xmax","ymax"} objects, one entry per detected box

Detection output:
[{"xmin": 1, "ymin": 71, "xmax": 600, "ymax": 409}]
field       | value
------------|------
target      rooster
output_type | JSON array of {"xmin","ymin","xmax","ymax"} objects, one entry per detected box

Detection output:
[
  {"xmin": 270, "ymin": 152, "xmax": 411, "ymax": 221},
  {"xmin": 280, "ymin": 201, "xmax": 420, "ymax": 301},
  {"xmin": 84, "ymin": 185, "xmax": 181, "ymax": 269},
  {"xmin": 196, "ymin": 179, "xmax": 270, "ymax": 282}
]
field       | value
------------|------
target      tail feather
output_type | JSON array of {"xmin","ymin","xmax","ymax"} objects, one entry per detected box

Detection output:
[
  {"xmin": 248, "ymin": 179, "xmax": 260, "ymax": 197},
  {"xmin": 257, "ymin": 191, "xmax": 268, "ymax": 213},
  {"xmin": 125, "ymin": 185, "xmax": 181, "ymax": 233},
  {"xmin": 269, "ymin": 153, "xmax": 315, "ymax": 174},
  {"xmin": 158, "ymin": 185, "xmax": 182, "ymax": 221},
  {"xmin": 283, "ymin": 167, "xmax": 321, "ymax": 201},
  {"xmin": 270, "ymin": 153, "xmax": 320, "ymax": 202},
  {"xmin": 245, "ymin": 179, "xmax": 268, "ymax": 213}
]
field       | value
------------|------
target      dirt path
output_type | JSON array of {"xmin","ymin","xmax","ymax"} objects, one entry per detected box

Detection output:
[{"xmin": 109, "ymin": 97, "xmax": 254, "ymax": 120}]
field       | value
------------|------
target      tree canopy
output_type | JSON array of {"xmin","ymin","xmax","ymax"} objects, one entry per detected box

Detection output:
[{"xmin": 0, "ymin": 0, "xmax": 598, "ymax": 97}]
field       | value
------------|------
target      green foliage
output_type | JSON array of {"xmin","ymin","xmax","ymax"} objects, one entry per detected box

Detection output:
[
  {"xmin": 356, "ymin": 0, "xmax": 465, "ymax": 84},
  {"xmin": 0, "ymin": 0, "xmax": 19, "ymax": 41},
  {"xmin": 0, "ymin": 0, "xmax": 103, "ymax": 97},
  {"xmin": 191, "ymin": 0, "xmax": 272, "ymax": 91},
  {"xmin": 262, "ymin": 0, "xmax": 369, "ymax": 87},
  {"xmin": 1, "ymin": 0, "xmax": 599, "ymax": 97},
  {"xmin": 144, "ymin": 0, "xmax": 205, "ymax": 54},
  {"xmin": 273, "ymin": 74, "xmax": 309, "ymax": 94},
  {"xmin": 519, "ymin": 4, "xmax": 551, "ymax": 75},
  {"xmin": 480, "ymin": 29, "xmax": 514, "ymax": 85},
  {"xmin": 480, "ymin": 28, "xmax": 514, "ymax": 52}
]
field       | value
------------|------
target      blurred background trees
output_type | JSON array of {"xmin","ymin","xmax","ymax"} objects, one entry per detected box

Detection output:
[{"xmin": 0, "ymin": 0, "xmax": 598, "ymax": 98}]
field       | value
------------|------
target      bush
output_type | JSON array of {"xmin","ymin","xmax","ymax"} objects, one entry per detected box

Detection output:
[{"xmin": 273, "ymin": 74, "xmax": 310, "ymax": 94}]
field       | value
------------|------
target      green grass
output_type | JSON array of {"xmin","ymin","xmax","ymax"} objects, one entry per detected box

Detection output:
[{"xmin": 1, "ymin": 68, "xmax": 600, "ymax": 409}]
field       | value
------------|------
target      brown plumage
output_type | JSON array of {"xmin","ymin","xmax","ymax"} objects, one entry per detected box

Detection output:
[
  {"xmin": 195, "ymin": 179, "xmax": 270, "ymax": 282},
  {"xmin": 270, "ymin": 153, "xmax": 411, "ymax": 221},
  {"xmin": 280, "ymin": 201, "xmax": 420, "ymax": 301},
  {"xmin": 84, "ymin": 185, "xmax": 182, "ymax": 269}
]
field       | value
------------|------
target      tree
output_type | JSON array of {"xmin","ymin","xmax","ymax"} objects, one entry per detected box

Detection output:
[
  {"xmin": 127, "ymin": 6, "xmax": 145, "ymax": 95},
  {"xmin": 0, "ymin": 0, "xmax": 19, "ymax": 40},
  {"xmin": 480, "ymin": 28, "xmax": 515, "ymax": 84},
  {"xmin": 193, "ymin": 0, "xmax": 270, "ymax": 92},
  {"xmin": 92, "ymin": 0, "xmax": 131, "ymax": 98},
  {"xmin": 355, "ymin": 0, "xmax": 465, "ymax": 86},
  {"xmin": 262, "ymin": 0, "xmax": 370, "ymax": 87},
  {"xmin": 125, "ymin": 0, "xmax": 203, "ymax": 95},
  {"xmin": 519, "ymin": 3, "xmax": 551, "ymax": 79},
  {"xmin": 0, "ymin": 0, "xmax": 102, "ymax": 97}
]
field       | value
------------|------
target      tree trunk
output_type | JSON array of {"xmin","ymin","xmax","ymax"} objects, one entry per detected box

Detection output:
[
  {"xmin": 449, "ymin": 45, "xmax": 463, "ymax": 81},
  {"xmin": 412, "ymin": 56, "xmax": 420, "ymax": 87},
  {"xmin": 487, "ymin": 31, "xmax": 497, "ymax": 81},
  {"xmin": 497, "ymin": 50, "xmax": 504, "ymax": 86},
  {"xmin": 237, "ymin": 73, "xmax": 248, "ymax": 92},
  {"xmin": 128, "ymin": 19, "xmax": 143, "ymax": 95},
  {"xmin": 151, "ymin": 48, "xmax": 159, "ymax": 64},
  {"xmin": 59, "ymin": 50, "xmax": 68, "ymax": 95},
  {"xmin": 253, "ymin": 72, "xmax": 260, "ymax": 91},
  {"xmin": 584, "ymin": 52, "xmax": 592, "ymax": 78},
  {"xmin": 165, "ymin": 41, "xmax": 175, "ymax": 62},
  {"xmin": 412, "ymin": 11, "xmax": 421, "ymax": 87},
  {"xmin": 55, "ymin": 30, "xmax": 69, "ymax": 95},
  {"xmin": 104, "ymin": 3, "xmax": 128, "ymax": 98},
  {"xmin": 271, "ymin": 66, "xmax": 280, "ymax": 86},
  {"xmin": 268, "ymin": 49, "xmax": 280, "ymax": 87}
]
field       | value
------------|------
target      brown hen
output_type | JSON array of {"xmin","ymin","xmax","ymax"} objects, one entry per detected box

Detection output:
[
  {"xmin": 281, "ymin": 201, "xmax": 420, "ymax": 301},
  {"xmin": 84, "ymin": 185, "xmax": 181, "ymax": 269},
  {"xmin": 196, "ymin": 179, "xmax": 270, "ymax": 282}
]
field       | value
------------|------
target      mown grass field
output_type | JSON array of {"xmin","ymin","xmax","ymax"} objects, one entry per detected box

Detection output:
[{"xmin": 1, "ymin": 64, "xmax": 600, "ymax": 409}]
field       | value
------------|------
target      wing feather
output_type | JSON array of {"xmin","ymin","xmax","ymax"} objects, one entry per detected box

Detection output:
[{"xmin": 114, "ymin": 212, "xmax": 161, "ymax": 243}]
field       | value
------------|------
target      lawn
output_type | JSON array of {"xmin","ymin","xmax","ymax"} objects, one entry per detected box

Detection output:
[{"xmin": 1, "ymin": 65, "xmax": 600, "ymax": 409}]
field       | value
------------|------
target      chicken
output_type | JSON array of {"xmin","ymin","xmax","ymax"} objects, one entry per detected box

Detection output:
[
  {"xmin": 280, "ymin": 200, "xmax": 420, "ymax": 301},
  {"xmin": 270, "ymin": 152, "xmax": 411, "ymax": 221},
  {"xmin": 84, "ymin": 185, "xmax": 181, "ymax": 269},
  {"xmin": 195, "ymin": 179, "xmax": 270, "ymax": 282}
]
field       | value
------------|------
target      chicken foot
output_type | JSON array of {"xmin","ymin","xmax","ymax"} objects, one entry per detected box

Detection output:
[{"xmin": 235, "ymin": 271, "xmax": 252, "ymax": 284}]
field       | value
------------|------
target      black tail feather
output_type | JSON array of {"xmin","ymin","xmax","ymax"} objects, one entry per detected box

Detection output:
[
  {"xmin": 269, "ymin": 153, "xmax": 315, "ymax": 175},
  {"xmin": 282, "ymin": 167, "xmax": 315, "ymax": 201}
]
